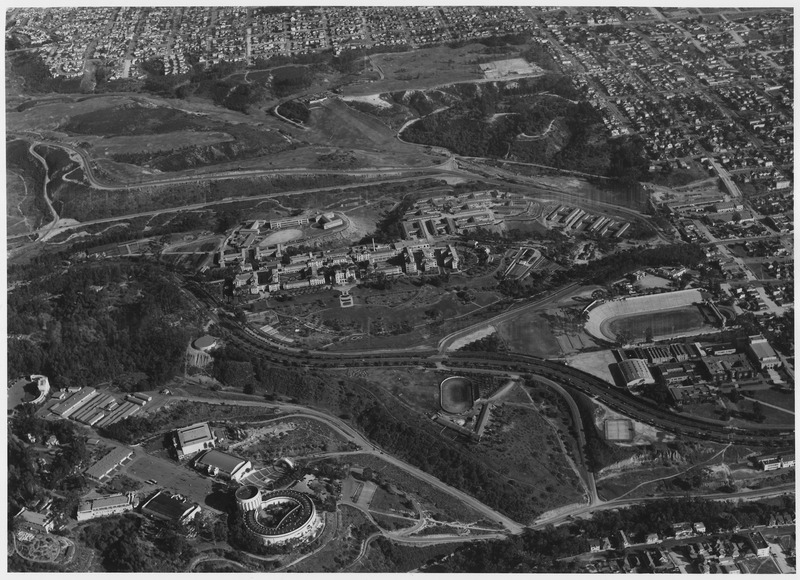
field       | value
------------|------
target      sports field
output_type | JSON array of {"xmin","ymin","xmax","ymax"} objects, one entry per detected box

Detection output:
[
  {"xmin": 439, "ymin": 376, "xmax": 475, "ymax": 414},
  {"xmin": 604, "ymin": 306, "xmax": 708, "ymax": 342}
]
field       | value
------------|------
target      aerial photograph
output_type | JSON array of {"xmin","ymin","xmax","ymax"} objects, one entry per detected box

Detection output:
[{"xmin": 5, "ymin": 4, "xmax": 795, "ymax": 574}]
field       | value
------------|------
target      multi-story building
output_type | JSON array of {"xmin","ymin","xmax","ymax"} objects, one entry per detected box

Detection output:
[{"xmin": 77, "ymin": 494, "xmax": 136, "ymax": 521}]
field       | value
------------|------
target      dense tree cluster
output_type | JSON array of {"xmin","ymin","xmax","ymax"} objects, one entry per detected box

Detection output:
[
  {"xmin": 7, "ymin": 51, "xmax": 82, "ymax": 93},
  {"xmin": 7, "ymin": 259, "xmax": 198, "ymax": 388},
  {"xmin": 9, "ymin": 406, "xmax": 91, "ymax": 517},
  {"xmin": 278, "ymin": 100, "xmax": 310, "ymax": 124},
  {"xmin": 270, "ymin": 65, "xmax": 315, "ymax": 98},
  {"xmin": 565, "ymin": 243, "xmax": 707, "ymax": 286},
  {"xmin": 362, "ymin": 197, "xmax": 415, "ymax": 244}
]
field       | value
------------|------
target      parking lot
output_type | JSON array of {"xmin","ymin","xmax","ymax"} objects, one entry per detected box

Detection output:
[{"xmin": 123, "ymin": 451, "xmax": 217, "ymax": 510}]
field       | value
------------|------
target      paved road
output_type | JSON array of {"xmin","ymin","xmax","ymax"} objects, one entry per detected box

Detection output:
[{"xmin": 533, "ymin": 482, "xmax": 796, "ymax": 530}]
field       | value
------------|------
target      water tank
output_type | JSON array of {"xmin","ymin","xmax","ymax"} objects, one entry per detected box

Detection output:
[{"xmin": 235, "ymin": 485, "xmax": 261, "ymax": 511}]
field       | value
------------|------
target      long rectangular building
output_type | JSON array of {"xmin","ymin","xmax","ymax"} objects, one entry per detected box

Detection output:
[
  {"xmin": 77, "ymin": 494, "xmax": 136, "ymax": 521},
  {"xmin": 50, "ymin": 387, "xmax": 96, "ymax": 418},
  {"xmin": 85, "ymin": 446, "xmax": 134, "ymax": 480}
]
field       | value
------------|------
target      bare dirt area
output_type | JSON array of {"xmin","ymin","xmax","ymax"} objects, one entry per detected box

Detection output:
[
  {"xmin": 359, "ymin": 367, "xmax": 443, "ymax": 414},
  {"xmin": 495, "ymin": 310, "xmax": 562, "ymax": 358},
  {"xmin": 259, "ymin": 228, "xmax": 304, "ymax": 246},
  {"xmin": 565, "ymin": 350, "xmax": 618, "ymax": 385},
  {"xmin": 229, "ymin": 416, "xmax": 354, "ymax": 461},
  {"xmin": 592, "ymin": 399, "xmax": 676, "ymax": 447},
  {"xmin": 86, "ymin": 130, "xmax": 235, "ymax": 157},
  {"xmin": 304, "ymin": 99, "xmax": 431, "ymax": 167},
  {"xmin": 342, "ymin": 43, "xmax": 516, "ymax": 96}
]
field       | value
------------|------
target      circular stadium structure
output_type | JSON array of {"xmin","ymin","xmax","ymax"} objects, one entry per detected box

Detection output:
[
  {"xmin": 584, "ymin": 289, "xmax": 712, "ymax": 343},
  {"xmin": 237, "ymin": 487, "xmax": 321, "ymax": 546},
  {"xmin": 439, "ymin": 376, "xmax": 477, "ymax": 414}
]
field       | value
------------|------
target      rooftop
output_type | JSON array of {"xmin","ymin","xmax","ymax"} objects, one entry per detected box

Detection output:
[
  {"xmin": 177, "ymin": 422, "xmax": 214, "ymax": 448},
  {"xmin": 141, "ymin": 490, "xmax": 196, "ymax": 522},
  {"xmin": 196, "ymin": 449, "xmax": 248, "ymax": 474},
  {"xmin": 85, "ymin": 446, "xmax": 133, "ymax": 479}
]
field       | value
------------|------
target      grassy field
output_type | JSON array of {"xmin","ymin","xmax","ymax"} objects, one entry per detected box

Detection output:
[
  {"xmin": 496, "ymin": 310, "xmax": 563, "ymax": 358},
  {"xmin": 605, "ymin": 306, "xmax": 710, "ymax": 342},
  {"xmin": 472, "ymin": 404, "xmax": 585, "ymax": 515},
  {"xmin": 87, "ymin": 131, "xmax": 235, "ymax": 157},
  {"xmin": 343, "ymin": 43, "xmax": 520, "ymax": 96},
  {"xmin": 350, "ymin": 368, "xmax": 446, "ymax": 414},
  {"xmin": 305, "ymin": 98, "xmax": 430, "ymax": 167},
  {"xmin": 747, "ymin": 387, "xmax": 794, "ymax": 412}
]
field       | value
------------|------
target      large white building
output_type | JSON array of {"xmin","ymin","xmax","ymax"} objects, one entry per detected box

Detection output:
[
  {"xmin": 77, "ymin": 494, "xmax": 136, "ymax": 521},
  {"xmin": 746, "ymin": 335, "xmax": 781, "ymax": 370},
  {"xmin": 174, "ymin": 422, "xmax": 216, "ymax": 459},
  {"xmin": 194, "ymin": 449, "xmax": 252, "ymax": 482},
  {"xmin": 618, "ymin": 358, "xmax": 655, "ymax": 387}
]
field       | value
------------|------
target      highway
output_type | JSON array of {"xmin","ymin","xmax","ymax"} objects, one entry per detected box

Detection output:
[
  {"xmin": 532, "ymin": 482, "xmax": 797, "ymax": 530},
  {"xmin": 211, "ymin": 306, "xmax": 793, "ymax": 449}
]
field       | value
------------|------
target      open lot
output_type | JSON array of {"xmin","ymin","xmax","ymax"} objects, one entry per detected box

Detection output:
[
  {"xmin": 565, "ymin": 350, "xmax": 618, "ymax": 384},
  {"xmin": 343, "ymin": 43, "xmax": 528, "ymax": 96},
  {"xmin": 86, "ymin": 130, "xmax": 235, "ymax": 157},
  {"xmin": 123, "ymin": 450, "xmax": 216, "ymax": 509},
  {"xmin": 355, "ymin": 367, "xmax": 445, "ymax": 414},
  {"xmin": 496, "ymin": 310, "xmax": 562, "ymax": 357},
  {"xmin": 305, "ymin": 98, "xmax": 430, "ymax": 167},
  {"xmin": 746, "ymin": 387, "xmax": 794, "ymax": 412}
]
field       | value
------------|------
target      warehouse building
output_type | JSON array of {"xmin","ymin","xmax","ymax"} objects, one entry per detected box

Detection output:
[
  {"xmin": 618, "ymin": 358, "xmax": 655, "ymax": 387},
  {"xmin": 50, "ymin": 387, "xmax": 97, "ymax": 418},
  {"xmin": 194, "ymin": 449, "xmax": 252, "ymax": 482},
  {"xmin": 174, "ymin": 422, "xmax": 216, "ymax": 459},
  {"xmin": 85, "ymin": 446, "xmax": 134, "ymax": 481},
  {"xmin": 140, "ymin": 490, "xmax": 201, "ymax": 524}
]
